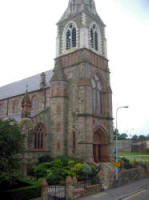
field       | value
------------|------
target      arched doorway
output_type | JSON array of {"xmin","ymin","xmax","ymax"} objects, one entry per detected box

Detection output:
[{"xmin": 93, "ymin": 127, "xmax": 109, "ymax": 162}]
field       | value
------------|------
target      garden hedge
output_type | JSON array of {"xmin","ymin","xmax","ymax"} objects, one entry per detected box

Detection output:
[{"xmin": 0, "ymin": 185, "xmax": 41, "ymax": 200}]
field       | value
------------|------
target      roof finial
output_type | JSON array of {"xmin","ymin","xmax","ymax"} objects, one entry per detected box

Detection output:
[{"xmin": 22, "ymin": 85, "xmax": 31, "ymax": 118}]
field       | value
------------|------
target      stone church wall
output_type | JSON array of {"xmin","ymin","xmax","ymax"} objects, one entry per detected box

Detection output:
[
  {"xmin": 0, "ymin": 88, "xmax": 50, "ymax": 120},
  {"xmin": 117, "ymin": 140, "xmax": 132, "ymax": 153}
]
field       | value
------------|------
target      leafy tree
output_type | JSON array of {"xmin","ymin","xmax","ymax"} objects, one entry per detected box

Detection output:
[
  {"xmin": 138, "ymin": 135, "xmax": 146, "ymax": 141},
  {"xmin": 131, "ymin": 134, "xmax": 148, "ymax": 141},
  {"xmin": 0, "ymin": 119, "xmax": 25, "ymax": 185},
  {"xmin": 131, "ymin": 135, "xmax": 138, "ymax": 141},
  {"xmin": 113, "ymin": 129, "xmax": 128, "ymax": 140},
  {"xmin": 119, "ymin": 133, "xmax": 128, "ymax": 140},
  {"xmin": 146, "ymin": 134, "xmax": 149, "ymax": 140}
]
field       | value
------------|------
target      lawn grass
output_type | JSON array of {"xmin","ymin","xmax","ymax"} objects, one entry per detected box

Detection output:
[{"xmin": 118, "ymin": 152, "xmax": 149, "ymax": 163}]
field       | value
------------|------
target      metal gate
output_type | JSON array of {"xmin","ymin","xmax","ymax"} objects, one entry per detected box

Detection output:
[{"xmin": 48, "ymin": 185, "xmax": 66, "ymax": 200}]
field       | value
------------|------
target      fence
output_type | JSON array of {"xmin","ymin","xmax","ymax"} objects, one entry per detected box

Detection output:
[
  {"xmin": 40, "ymin": 177, "xmax": 101, "ymax": 200},
  {"xmin": 48, "ymin": 185, "xmax": 66, "ymax": 200}
]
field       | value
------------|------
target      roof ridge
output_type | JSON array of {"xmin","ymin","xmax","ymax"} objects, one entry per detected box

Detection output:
[
  {"xmin": 0, "ymin": 70, "xmax": 53, "ymax": 100},
  {"xmin": 0, "ymin": 70, "xmax": 52, "ymax": 89}
]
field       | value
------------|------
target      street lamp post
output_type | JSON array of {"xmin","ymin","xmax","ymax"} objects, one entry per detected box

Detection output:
[{"xmin": 115, "ymin": 106, "xmax": 129, "ymax": 181}]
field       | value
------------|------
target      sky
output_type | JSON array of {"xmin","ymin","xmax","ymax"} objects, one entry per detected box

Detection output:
[{"xmin": 0, "ymin": 0, "xmax": 149, "ymax": 136}]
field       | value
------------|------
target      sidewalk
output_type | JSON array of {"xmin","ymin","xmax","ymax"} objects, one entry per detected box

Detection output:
[{"xmin": 79, "ymin": 178, "xmax": 149, "ymax": 200}]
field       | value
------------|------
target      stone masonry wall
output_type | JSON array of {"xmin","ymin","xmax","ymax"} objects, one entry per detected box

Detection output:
[
  {"xmin": 0, "ymin": 88, "xmax": 50, "ymax": 120},
  {"xmin": 59, "ymin": 49, "xmax": 113, "ymax": 161},
  {"xmin": 117, "ymin": 140, "xmax": 132, "ymax": 153}
]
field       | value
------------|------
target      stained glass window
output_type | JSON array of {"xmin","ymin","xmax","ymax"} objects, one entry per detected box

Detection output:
[{"xmin": 34, "ymin": 123, "xmax": 45, "ymax": 150}]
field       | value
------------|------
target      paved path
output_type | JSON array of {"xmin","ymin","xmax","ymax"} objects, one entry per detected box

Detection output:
[{"xmin": 79, "ymin": 178, "xmax": 149, "ymax": 200}]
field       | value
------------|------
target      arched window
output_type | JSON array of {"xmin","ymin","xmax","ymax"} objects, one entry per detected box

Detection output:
[
  {"xmin": 31, "ymin": 96, "xmax": 38, "ymax": 111},
  {"xmin": 34, "ymin": 123, "xmax": 46, "ymax": 150},
  {"xmin": 66, "ymin": 23, "xmax": 77, "ymax": 50},
  {"xmin": 91, "ymin": 75, "xmax": 102, "ymax": 115},
  {"xmin": 89, "ymin": 24, "xmax": 98, "ymax": 51}
]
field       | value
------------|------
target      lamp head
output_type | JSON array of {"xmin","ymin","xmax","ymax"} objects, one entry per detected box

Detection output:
[{"xmin": 123, "ymin": 106, "xmax": 129, "ymax": 108}]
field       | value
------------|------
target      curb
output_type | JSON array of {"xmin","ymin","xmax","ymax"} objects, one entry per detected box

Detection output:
[{"xmin": 118, "ymin": 189, "xmax": 146, "ymax": 200}]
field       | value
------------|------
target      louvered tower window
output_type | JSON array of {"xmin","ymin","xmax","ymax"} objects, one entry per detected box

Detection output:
[
  {"xmin": 66, "ymin": 30, "xmax": 71, "ymax": 50},
  {"xmin": 90, "ymin": 24, "xmax": 98, "ymax": 51},
  {"xmin": 72, "ymin": 28, "xmax": 76, "ymax": 47},
  {"xmin": 66, "ymin": 23, "xmax": 77, "ymax": 50}
]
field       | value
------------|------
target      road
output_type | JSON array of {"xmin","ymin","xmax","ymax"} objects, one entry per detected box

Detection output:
[{"xmin": 79, "ymin": 178, "xmax": 149, "ymax": 200}]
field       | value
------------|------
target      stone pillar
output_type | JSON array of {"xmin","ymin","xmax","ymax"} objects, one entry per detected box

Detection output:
[
  {"xmin": 66, "ymin": 176, "xmax": 73, "ymax": 200},
  {"xmin": 41, "ymin": 180, "xmax": 48, "ymax": 200},
  {"xmin": 97, "ymin": 163, "xmax": 115, "ymax": 190}
]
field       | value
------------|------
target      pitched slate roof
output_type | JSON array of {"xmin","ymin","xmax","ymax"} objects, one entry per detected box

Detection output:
[{"xmin": 0, "ymin": 70, "xmax": 53, "ymax": 100}]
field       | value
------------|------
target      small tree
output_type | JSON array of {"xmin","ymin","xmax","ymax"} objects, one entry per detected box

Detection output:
[
  {"xmin": 138, "ymin": 135, "xmax": 146, "ymax": 141},
  {"xmin": 131, "ymin": 135, "xmax": 138, "ymax": 141},
  {"xmin": 113, "ymin": 129, "xmax": 128, "ymax": 140},
  {"xmin": 0, "ymin": 119, "xmax": 25, "ymax": 185},
  {"xmin": 119, "ymin": 133, "xmax": 128, "ymax": 140}
]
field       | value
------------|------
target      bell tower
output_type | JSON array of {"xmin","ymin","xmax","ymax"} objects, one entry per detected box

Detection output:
[
  {"xmin": 56, "ymin": 0, "xmax": 107, "ymax": 58},
  {"xmin": 50, "ymin": 0, "xmax": 113, "ymax": 162}
]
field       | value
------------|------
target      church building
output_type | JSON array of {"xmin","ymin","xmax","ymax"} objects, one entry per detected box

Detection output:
[{"xmin": 0, "ymin": 0, "xmax": 113, "ymax": 171}]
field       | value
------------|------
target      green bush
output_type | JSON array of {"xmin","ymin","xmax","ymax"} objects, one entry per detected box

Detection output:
[
  {"xmin": 0, "ymin": 185, "xmax": 41, "ymax": 200},
  {"xmin": 38, "ymin": 155, "xmax": 52, "ymax": 163},
  {"xmin": 46, "ymin": 158, "xmax": 76, "ymax": 185},
  {"xmin": 0, "ymin": 174, "xmax": 34, "ymax": 191},
  {"xmin": 31, "ymin": 156, "xmax": 98, "ymax": 185},
  {"xmin": 121, "ymin": 157, "xmax": 133, "ymax": 169},
  {"xmin": 56, "ymin": 155, "xmax": 71, "ymax": 166},
  {"xmin": 32, "ymin": 162, "xmax": 52, "ymax": 179},
  {"xmin": 72, "ymin": 163, "xmax": 95, "ymax": 181}
]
